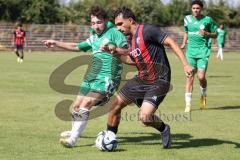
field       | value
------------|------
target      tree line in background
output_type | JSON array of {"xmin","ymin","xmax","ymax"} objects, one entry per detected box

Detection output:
[{"xmin": 0, "ymin": 0, "xmax": 240, "ymax": 27}]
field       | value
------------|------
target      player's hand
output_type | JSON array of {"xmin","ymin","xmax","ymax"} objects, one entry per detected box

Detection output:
[
  {"xmin": 101, "ymin": 44, "xmax": 116, "ymax": 54},
  {"xmin": 184, "ymin": 65, "xmax": 194, "ymax": 78},
  {"xmin": 180, "ymin": 43, "xmax": 186, "ymax": 49},
  {"xmin": 42, "ymin": 40, "xmax": 56, "ymax": 48},
  {"xmin": 108, "ymin": 45, "xmax": 117, "ymax": 54},
  {"xmin": 199, "ymin": 29, "xmax": 205, "ymax": 36}
]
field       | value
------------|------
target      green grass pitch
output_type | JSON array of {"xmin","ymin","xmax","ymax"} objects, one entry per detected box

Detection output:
[{"xmin": 0, "ymin": 51, "xmax": 239, "ymax": 160}]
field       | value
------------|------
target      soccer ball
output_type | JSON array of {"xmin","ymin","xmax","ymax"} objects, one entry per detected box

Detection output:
[
  {"xmin": 95, "ymin": 130, "xmax": 118, "ymax": 152},
  {"xmin": 95, "ymin": 131, "xmax": 105, "ymax": 151}
]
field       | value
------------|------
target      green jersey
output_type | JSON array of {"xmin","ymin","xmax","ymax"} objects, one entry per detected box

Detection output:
[
  {"xmin": 76, "ymin": 22, "xmax": 128, "ymax": 82},
  {"xmin": 217, "ymin": 28, "xmax": 226, "ymax": 46},
  {"xmin": 184, "ymin": 15, "xmax": 217, "ymax": 58}
]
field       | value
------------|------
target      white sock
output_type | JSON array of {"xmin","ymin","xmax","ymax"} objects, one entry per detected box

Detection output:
[
  {"xmin": 70, "ymin": 108, "xmax": 90, "ymax": 141},
  {"xmin": 217, "ymin": 49, "xmax": 220, "ymax": 58},
  {"xmin": 185, "ymin": 93, "xmax": 192, "ymax": 106},
  {"xmin": 200, "ymin": 86, "xmax": 207, "ymax": 97},
  {"xmin": 220, "ymin": 48, "xmax": 223, "ymax": 60}
]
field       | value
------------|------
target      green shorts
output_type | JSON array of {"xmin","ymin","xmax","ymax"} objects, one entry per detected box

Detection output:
[
  {"xmin": 186, "ymin": 56, "xmax": 209, "ymax": 72},
  {"xmin": 79, "ymin": 77, "xmax": 120, "ymax": 105}
]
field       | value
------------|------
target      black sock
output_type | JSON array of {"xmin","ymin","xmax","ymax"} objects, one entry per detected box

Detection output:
[
  {"xmin": 15, "ymin": 51, "xmax": 20, "ymax": 57},
  {"xmin": 20, "ymin": 51, "xmax": 24, "ymax": 59},
  {"xmin": 107, "ymin": 124, "xmax": 118, "ymax": 134},
  {"xmin": 157, "ymin": 122, "xmax": 166, "ymax": 132}
]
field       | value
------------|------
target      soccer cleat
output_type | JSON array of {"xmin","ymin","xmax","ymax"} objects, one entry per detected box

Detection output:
[
  {"xmin": 60, "ymin": 131, "xmax": 72, "ymax": 138},
  {"xmin": 200, "ymin": 96, "xmax": 206, "ymax": 110},
  {"xmin": 184, "ymin": 105, "xmax": 191, "ymax": 112},
  {"xmin": 19, "ymin": 59, "xmax": 23, "ymax": 63},
  {"xmin": 59, "ymin": 138, "xmax": 76, "ymax": 148},
  {"xmin": 161, "ymin": 124, "xmax": 171, "ymax": 149},
  {"xmin": 17, "ymin": 57, "xmax": 20, "ymax": 63}
]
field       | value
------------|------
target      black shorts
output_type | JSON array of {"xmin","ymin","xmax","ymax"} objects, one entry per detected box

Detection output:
[
  {"xmin": 15, "ymin": 45, "xmax": 23, "ymax": 50},
  {"xmin": 119, "ymin": 76, "xmax": 171, "ymax": 108}
]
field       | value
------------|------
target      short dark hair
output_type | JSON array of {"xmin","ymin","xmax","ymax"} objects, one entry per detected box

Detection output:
[
  {"xmin": 113, "ymin": 6, "xmax": 136, "ymax": 21},
  {"xmin": 191, "ymin": 0, "xmax": 203, "ymax": 8},
  {"xmin": 89, "ymin": 6, "xmax": 108, "ymax": 20},
  {"xmin": 17, "ymin": 23, "xmax": 22, "ymax": 27}
]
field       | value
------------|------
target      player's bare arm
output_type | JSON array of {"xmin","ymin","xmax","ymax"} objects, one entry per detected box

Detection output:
[
  {"xmin": 181, "ymin": 32, "xmax": 188, "ymax": 49},
  {"xmin": 101, "ymin": 44, "xmax": 135, "ymax": 65},
  {"xmin": 163, "ymin": 36, "xmax": 194, "ymax": 77},
  {"xmin": 199, "ymin": 30, "xmax": 217, "ymax": 38},
  {"xmin": 42, "ymin": 40, "xmax": 80, "ymax": 51},
  {"xmin": 101, "ymin": 44, "xmax": 130, "ymax": 55},
  {"xmin": 119, "ymin": 55, "xmax": 135, "ymax": 65}
]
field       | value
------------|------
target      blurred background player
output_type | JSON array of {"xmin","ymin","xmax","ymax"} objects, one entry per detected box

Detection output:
[
  {"xmin": 42, "ymin": 6, "xmax": 128, "ymax": 148},
  {"xmin": 12, "ymin": 23, "xmax": 27, "ymax": 63},
  {"xmin": 216, "ymin": 24, "xmax": 227, "ymax": 61},
  {"xmin": 181, "ymin": 0, "xmax": 217, "ymax": 112}
]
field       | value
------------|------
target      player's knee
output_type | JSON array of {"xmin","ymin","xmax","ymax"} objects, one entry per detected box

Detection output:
[
  {"xmin": 198, "ymin": 75, "xmax": 206, "ymax": 82},
  {"xmin": 139, "ymin": 112, "xmax": 152, "ymax": 126},
  {"xmin": 187, "ymin": 76, "xmax": 194, "ymax": 82}
]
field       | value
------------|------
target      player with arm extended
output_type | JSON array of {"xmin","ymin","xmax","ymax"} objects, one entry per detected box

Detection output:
[
  {"xmin": 43, "ymin": 6, "xmax": 128, "ymax": 148},
  {"xmin": 101, "ymin": 6, "xmax": 193, "ymax": 149}
]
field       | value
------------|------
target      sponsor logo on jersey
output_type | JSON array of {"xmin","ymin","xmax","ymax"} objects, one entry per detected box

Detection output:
[{"xmin": 130, "ymin": 48, "xmax": 141, "ymax": 58}]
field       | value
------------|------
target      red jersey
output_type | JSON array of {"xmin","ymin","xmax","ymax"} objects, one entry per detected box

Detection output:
[
  {"xmin": 13, "ymin": 29, "xmax": 26, "ymax": 45},
  {"xmin": 129, "ymin": 24, "xmax": 171, "ymax": 83}
]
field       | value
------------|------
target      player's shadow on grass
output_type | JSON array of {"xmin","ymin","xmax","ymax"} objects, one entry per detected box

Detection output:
[
  {"xmin": 73, "ymin": 136, "xmax": 127, "ymax": 152},
  {"xmin": 118, "ymin": 132, "xmax": 240, "ymax": 149},
  {"xmin": 208, "ymin": 75, "xmax": 232, "ymax": 78},
  {"xmin": 205, "ymin": 105, "xmax": 240, "ymax": 110}
]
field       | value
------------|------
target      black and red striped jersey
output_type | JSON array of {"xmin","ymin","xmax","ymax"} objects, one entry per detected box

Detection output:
[
  {"xmin": 13, "ymin": 29, "xmax": 26, "ymax": 45},
  {"xmin": 129, "ymin": 24, "xmax": 171, "ymax": 83}
]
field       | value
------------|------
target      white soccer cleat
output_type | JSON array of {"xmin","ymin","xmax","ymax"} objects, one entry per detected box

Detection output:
[
  {"xmin": 59, "ymin": 137, "xmax": 76, "ymax": 148},
  {"xmin": 19, "ymin": 59, "xmax": 23, "ymax": 63},
  {"xmin": 17, "ymin": 57, "xmax": 20, "ymax": 63},
  {"xmin": 60, "ymin": 131, "xmax": 72, "ymax": 138}
]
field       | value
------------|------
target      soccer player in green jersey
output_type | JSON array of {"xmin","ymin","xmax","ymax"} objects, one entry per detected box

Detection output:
[
  {"xmin": 181, "ymin": 0, "xmax": 217, "ymax": 112},
  {"xmin": 216, "ymin": 24, "xmax": 227, "ymax": 61},
  {"xmin": 43, "ymin": 6, "xmax": 129, "ymax": 148}
]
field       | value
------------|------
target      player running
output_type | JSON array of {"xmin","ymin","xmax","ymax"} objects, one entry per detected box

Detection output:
[
  {"xmin": 43, "ymin": 6, "xmax": 129, "ymax": 148},
  {"xmin": 181, "ymin": 0, "xmax": 217, "ymax": 112},
  {"xmin": 101, "ymin": 6, "xmax": 193, "ymax": 149}
]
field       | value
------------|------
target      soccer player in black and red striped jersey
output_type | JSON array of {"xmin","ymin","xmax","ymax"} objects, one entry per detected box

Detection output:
[
  {"xmin": 12, "ymin": 24, "xmax": 26, "ymax": 63},
  {"xmin": 102, "ymin": 6, "xmax": 193, "ymax": 149}
]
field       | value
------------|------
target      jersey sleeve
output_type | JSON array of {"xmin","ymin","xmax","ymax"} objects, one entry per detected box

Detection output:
[
  {"xmin": 209, "ymin": 17, "xmax": 217, "ymax": 33},
  {"xmin": 76, "ymin": 38, "xmax": 92, "ymax": 52},
  {"xmin": 184, "ymin": 16, "xmax": 188, "ymax": 32},
  {"xmin": 112, "ymin": 30, "xmax": 128, "ymax": 49},
  {"xmin": 144, "ymin": 25, "xmax": 168, "ymax": 45}
]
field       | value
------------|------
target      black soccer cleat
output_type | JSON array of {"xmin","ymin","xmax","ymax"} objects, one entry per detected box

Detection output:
[{"xmin": 161, "ymin": 124, "xmax": 171, "ymax": 149}]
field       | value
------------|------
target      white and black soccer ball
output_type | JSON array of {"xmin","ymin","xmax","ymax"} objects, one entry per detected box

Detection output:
[
  {"xmin": 95, "ymin": 131, "xmax": 106, "ymax": 151},
  {"xmin": 95, "ymin": 130, "xmax": 118, "ymax": 152}
]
